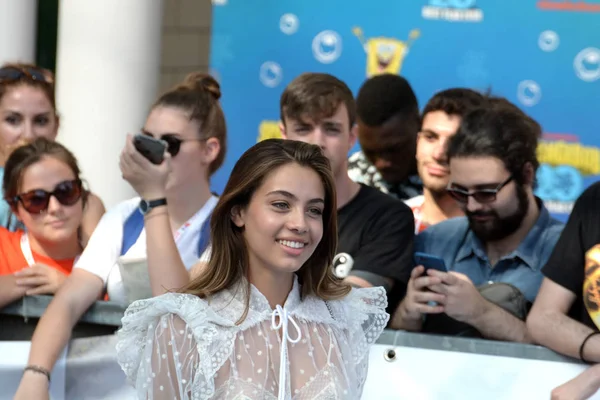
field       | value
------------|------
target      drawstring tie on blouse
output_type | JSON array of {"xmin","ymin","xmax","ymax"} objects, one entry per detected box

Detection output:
[{"xmin": 271, "ymin": 304, "xmax": 302, "ymax": 400}]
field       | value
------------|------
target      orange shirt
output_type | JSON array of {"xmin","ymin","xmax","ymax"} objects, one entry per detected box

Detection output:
[{"xmin": 0, "ymin": 228, "xmax": 75, "ymax": 276}]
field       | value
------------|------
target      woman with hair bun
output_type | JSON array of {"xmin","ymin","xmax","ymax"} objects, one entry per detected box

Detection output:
[{"xmin": 13, "ymin": 72, "xmax": 227, "ymax": 400}]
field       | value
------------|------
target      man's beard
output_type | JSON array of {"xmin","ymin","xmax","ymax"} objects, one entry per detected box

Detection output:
[{"xmin": 466, "ymin": 184, "xmax": 530, "ymax": 242}]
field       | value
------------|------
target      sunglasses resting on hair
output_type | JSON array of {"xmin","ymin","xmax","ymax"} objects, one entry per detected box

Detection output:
[{"xmin": 0, "ymin": 66, "xmax": 49, "ymax": 84}]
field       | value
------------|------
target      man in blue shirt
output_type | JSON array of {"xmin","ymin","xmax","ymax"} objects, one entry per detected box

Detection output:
[{"xmin": 390, "ymin": 98, "xmax": 564, "ymax": 343}]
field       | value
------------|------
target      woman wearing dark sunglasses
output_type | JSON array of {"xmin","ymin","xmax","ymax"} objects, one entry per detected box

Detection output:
[
  {"xmin": 0, "ymin": 62, "xmax": 105, "ymax": 243},
  {"xmin": 13, "ymin": 72, "xmax": 227, "ymax": 400},
  {"xmin": 0, "ymin": 138, "xmax": 87, "ymax": 308}
]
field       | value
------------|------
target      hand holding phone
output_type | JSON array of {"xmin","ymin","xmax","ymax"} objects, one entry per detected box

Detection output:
[
  {"xmin": 414, "ymin": 252, "xmax": 448, "ymax": 273},
  {"xmin": 400, "ymin": 263, "xmax": 446, "ymax": 323},
  {"xmin": 133, "ymin": 134, "xmax": 167, "ymax": 165},
  {"xmin": 406, "ymin": 252, "xmax": 448, "ymax": 317}
]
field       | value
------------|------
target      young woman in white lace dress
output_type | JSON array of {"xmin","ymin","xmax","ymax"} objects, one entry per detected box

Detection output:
[{"xmin": 116, "ymin": 139, "xmax": 389, "ymax": 399}]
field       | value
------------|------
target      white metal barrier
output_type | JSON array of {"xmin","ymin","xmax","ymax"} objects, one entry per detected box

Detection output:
[
  {"xmin": 363, "ymin": 338, "xmax": 599, "ymax": 399},
  {"xmin": 2, "ymin": 297, "xmax": 599, "ymax": 399}
]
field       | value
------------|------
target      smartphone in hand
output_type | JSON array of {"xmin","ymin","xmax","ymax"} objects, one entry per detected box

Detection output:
[
  {"xmin": 133, "ymin": 134, "xmax": 166, "ymax": 165},
  {"xmin": 414, "ymin": 252, "xmax": 448, "ymax": 307},
  {"xmin": 414, "ymin": 252, "xmax": 448, "ymax": 273}
]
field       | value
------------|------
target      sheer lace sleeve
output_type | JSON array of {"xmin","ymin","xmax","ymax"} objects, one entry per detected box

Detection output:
[
  {"xmin": 339, "ymin": 287, "xmax": 389, "ymax": 362},
  {"xmin": 116, "ymin": 293, "xmax": 223, "ymax": 400},
  {"xmin": 330, "ymin": 286, "xmax": 389, "ymax": 396},
  {"xmin": 147, "ymin": 314, "xmax": 198, "ymax": 398}
]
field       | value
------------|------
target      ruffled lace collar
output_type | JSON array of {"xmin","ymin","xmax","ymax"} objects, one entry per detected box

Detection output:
[{"xmin": 209, "ymin": 275, "xmax": 302, "ymax": 325}]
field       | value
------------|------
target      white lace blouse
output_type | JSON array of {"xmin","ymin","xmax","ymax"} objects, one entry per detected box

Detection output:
[{"xmin": 116, "ymin": 277, "xmax": 389, "ymax": 399}]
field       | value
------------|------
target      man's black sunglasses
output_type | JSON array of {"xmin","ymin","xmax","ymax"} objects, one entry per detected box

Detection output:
[{"xmin": 446, "ymin": 175, "xmax": 514, "ymax": 204}]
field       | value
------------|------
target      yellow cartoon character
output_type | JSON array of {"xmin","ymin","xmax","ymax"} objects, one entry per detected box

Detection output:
[
  {"xmin": 352, "ymin": 27, "xmax": 420, "ymax": 77},
  {"xmin": 584, "ymin": 244, "xmax": 600, "ymax": 330},
  {"xmin": 257, "ymin": 120, "xmax": 282, "ymax": 142}
]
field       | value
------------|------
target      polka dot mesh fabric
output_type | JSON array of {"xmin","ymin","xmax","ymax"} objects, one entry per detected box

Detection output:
[{"xmin": 116, "ymin": 277, "xmax": 388, "ymax": 399}]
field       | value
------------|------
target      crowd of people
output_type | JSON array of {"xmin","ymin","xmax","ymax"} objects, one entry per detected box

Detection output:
[{"xmin": 0, "ymin": 62, "xmax": 598, "ymax": 399}]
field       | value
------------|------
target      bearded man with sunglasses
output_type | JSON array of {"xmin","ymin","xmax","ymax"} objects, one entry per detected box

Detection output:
[{"xmin": 390, "ymin": 99, "xmax": 564, "ymax": 342}]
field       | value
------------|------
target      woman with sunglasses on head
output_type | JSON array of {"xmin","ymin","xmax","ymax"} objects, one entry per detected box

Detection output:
[
  {"xmin": 0, "ymin": 62, "xmax": 105, "ymax": 243},
  {"xmin": 13, "ymin": 72, "xmax": 226, "ymax": 400},
  {"xmin": 116, "ymin": 139, "xmax": 388, "ymax": 399},
  {"xmin": 0, "ymin": 138, "xmax": 87, "ymax": 308}
]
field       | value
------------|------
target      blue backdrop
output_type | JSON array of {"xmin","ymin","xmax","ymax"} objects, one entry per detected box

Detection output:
[{"xmin": 209, "ymin": 0, "xmax": 600, "ymax": 222}]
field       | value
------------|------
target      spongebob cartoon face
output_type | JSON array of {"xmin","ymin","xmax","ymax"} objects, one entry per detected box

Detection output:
[
  {"xmin": 353, "ymin": 27, "xmax": 420, "ymax": 77},
  {"xmin": 366, "ymin": 38, "xmax": 408, "ymax": 77},
  {"xmin": 257, "ymin": 120, "xmax": 282, "ymax": 142}
]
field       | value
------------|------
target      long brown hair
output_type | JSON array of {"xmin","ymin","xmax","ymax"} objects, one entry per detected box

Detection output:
[
  {"xmin": 153, "ymin": 72, "xmax": 227, "ymax": 175},
  {"xmin": 183, "ymin": 139, "xmax": 350, "ymax": 322}
]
